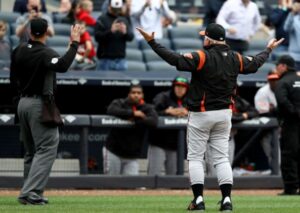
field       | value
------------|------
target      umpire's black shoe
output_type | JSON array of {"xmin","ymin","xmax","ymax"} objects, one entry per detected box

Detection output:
[
  {"xmin": 219, "ymin": 197, "xmax": 233, "ymax": 212},
  {"xmin": 18, "ymin": 195, "xmax": 46, "ymax": 205},
  {"xmin": 42, "ymin": 197, "xmax": 49, "ymax": 204},
  {"xmin": 187, "ymin": 197, "xmax": 205, "ymax": 211}
]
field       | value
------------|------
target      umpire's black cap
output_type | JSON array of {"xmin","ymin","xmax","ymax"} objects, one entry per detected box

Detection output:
[
  {"xmin": 276, "ymin": 55, "xmax": 295, "ymax": 69},
  {"xmin": 30, "ymin": 18, "xmax": 48, "ymax": 37},
  {"xmin": 199, "ymin": 23, "xmax": 225, "ymax": 41}
]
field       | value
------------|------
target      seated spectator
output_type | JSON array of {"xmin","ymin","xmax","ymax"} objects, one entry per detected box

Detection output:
[
  {"xmin": 59, "ymin": 0, "xmax": 72, "ymax": 14},
  {"xmin": 76, "ymin": 0, "xmax": 96, "ymax": 26},
  {"xmin": 131, "ymin": 0, "xmax": 173, "ymax": 40},
  {"xmin": 95, "ymin": 0, "xmax": 134, "ymax": 71},
  {"xmin": 71, "ymin": 21, "xmax": 96, "ymax": 70},
  {"xmin": 15, "ymin": 0, "xmax": 54, "ymax": 42},
  {"xmin": 0, "ymin": 21, "xmax": 11, "ymax": 71},
  {"xmin": 62, "ymin": 0, "xmax": 81, "ymax": 25},
  {"xmin": 103, "ymin": 84, "xmax": 158, "ymax": 175},
  {"xmin": 148, "ymin": 76, "xmax": 189, "ymax": 175},
  {"xmin": 13, "ymin": 0, "xmax": 47, "ymax": 14}
]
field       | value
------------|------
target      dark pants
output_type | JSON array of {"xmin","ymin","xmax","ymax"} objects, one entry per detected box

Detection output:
[
  {"xmin": 280, "ymin": 120, "xmax": 300, "ymax": 192},
  {"xmin": 226, "ymin": 38, "xmax": 249, "ymax": 54}
]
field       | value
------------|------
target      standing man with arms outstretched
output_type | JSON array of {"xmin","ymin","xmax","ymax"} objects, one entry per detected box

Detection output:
[
  {"xmin": 10, "ymin": 18, "xmax": 82, "ymax": 205},
  {"xmin": 137, "ymin": 24, "xmax": 283, "ymax": 211}
]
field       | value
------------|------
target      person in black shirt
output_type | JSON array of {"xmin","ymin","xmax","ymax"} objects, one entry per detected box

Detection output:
[
  {"xmin": 95, "ymin": 0, "xmax": 134, "ymax": 71},
  {"xmin": 274, "ymin": 55, "xmax": 300, "ymax": 195},
  {"xmin": 104, "ymin": 84, "xmax": 158, "ymax": 175},
  {"xmin": 137, "ymin": 24, "xmax": 283, "ymax": 211},
  {"xmin": 148, "ymin": 76, "xmax": 189, "ymax": 175},
  {"xmin": 10, "ymin": 18, "xmax": 81, "ymax": 205}
]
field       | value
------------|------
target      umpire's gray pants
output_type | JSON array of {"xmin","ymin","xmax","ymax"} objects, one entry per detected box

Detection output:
[
  {"xmin": 18, "ymin": 97, "xmax": 59, "ymax": 197},
  {"xmin": 187, "ymin": 110, "xmax": 233, "ymax": 186}
]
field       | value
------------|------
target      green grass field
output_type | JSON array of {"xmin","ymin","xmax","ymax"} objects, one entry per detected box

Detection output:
[{"xmin": 0, "ymin": 195, "xmax": 300, "ymax": 213}]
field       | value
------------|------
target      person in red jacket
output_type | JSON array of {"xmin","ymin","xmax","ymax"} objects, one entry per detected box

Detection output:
[{"xmin": 76, "ymin": 0, "xmax": 96, "ymax": 26}]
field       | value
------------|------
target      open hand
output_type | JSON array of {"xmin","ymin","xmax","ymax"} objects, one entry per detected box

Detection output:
[
  {"xmin": 70, "ymin": 24, "xmax": 83, "ymax": 42},
  {"xmin": 267, "ymin": 38, "xmax": 285, "ymax": 50},
  {"xmin": 136, "ymin": 27, "xmax": 155, "ymax": 42}
]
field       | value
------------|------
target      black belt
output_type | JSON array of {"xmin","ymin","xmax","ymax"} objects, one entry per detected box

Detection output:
[{"xmin": 21, "ymin": 94, "xmax": 42, "ymax": 99}]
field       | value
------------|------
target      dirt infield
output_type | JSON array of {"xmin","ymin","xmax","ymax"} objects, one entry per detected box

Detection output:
[{"xmin": 0, "ymin": 189, "xmax": 281, "ymax": 197}]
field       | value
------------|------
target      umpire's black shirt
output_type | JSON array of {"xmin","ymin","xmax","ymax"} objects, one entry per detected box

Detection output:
[{"xmin": 10, "ymin": 39, "xmax": 79, "ymax": 95}]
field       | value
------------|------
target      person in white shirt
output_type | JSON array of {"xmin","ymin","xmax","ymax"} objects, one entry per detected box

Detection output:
[
  {"xmin": 255, "ymin": 71, "xmax": 279, "ymax": 115},
  {"xmin": 130, "ymin": 0, "xmax": 172, "ymax": 40},
  {"xmin": 216, "ymin": 0, "xmax": 261, "ymax": 53},
  {"xmin": 254, "ymin": 71, "xmax": 279, "ymax": 172}
]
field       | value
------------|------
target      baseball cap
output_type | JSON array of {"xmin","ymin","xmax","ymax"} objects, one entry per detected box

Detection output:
[
  {"xmin": 276, "ymin": 55, "xmax": 295, "ymax": 68},
  {"xmin": 199, "ymin": 23, "xmax": 226, "ymax": 41},
  {"xmin": 110, "ymin": 0, "xmax": 123, "ymax": 8},
  {"xmin": 30, "ymin": 18, "xmax": 48, "ymax": 36},
  {"xmin": 267, "ymin": 72, "xmax": 279, "ymax": 80},
  {"xmin": 173, "ymin": 76, "xmax": 189, "ymax": 87}
]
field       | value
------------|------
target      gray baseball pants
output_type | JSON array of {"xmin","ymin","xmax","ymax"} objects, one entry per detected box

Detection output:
[
  {"xmin": 18, "ymin": 97, "xmax": 59, "ymax": 198},
  {"xmin": 147, "ymin": 145, "xmax": 177, "ymax": 175},
  {"xmin": 102, "ymin": 147, "xmax": 139, "ymax": 175},
  {"xmin": 187, "ymin": 110, "xmax": 233, "ymax": 186}
]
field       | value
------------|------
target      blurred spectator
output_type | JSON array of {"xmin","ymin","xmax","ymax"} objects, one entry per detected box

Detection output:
[
  {"xmin": 62, "ymin": 0, "xmax": 81, "ymax": 24},
  {"xmin": 15, "ymin": 0, "xmax": 54, "ymax": 42},
  {"xmin": 274, "ymin": 55, "xmax": 300, "ymax": 195},
  {"xmin": 59, "ymin": 0, "xmax": 72, "ymax": 14},
  {"xmin": 13, "ymin": 0, "xmax": 47, "ymax": 14},
  {"xmin": 216, "ymin": 0, "xmax": 261, "ymax": 53},
  {"xmin": 255, "ymin": 71, "xmax": 279, "ymax": 116},
  {"xmin": 102, "ymin": 0, "xmax": 132, "ymax": 16},
  {"xmin": 147, "ymin": 76, "xmax": 189, "ymax": 175},
  {"xmin": 284, "ymin": 1, "xmax": 300, "ymax": 70},
  {"xmin": 71, "ymin": 21, "xmax": 96, "ymax": 70},
  {"xmin": 76, "ymin": 0, "xmax": 97, "ymax": 26},
  {"xmin": 94, "ymin": 0, "xmax": 134, "ymax": 71},
  {"xmin": 131, "ymin": 0, "xmax": 173, "ymax": 40},
  {"xmin": 254, "ymin": 71, "xmax": 280, "ymax": 171},
  {"xmin": 203, "ymin": 0, "xmax": 226, "ymax": 27},
  {"xmin": 266, "ymin": 0, "xmax": 291, "ymax": 51},
  {"xmin": 103, "ymin": 84, "xmax": 158, "ymax": 175},
  {"xmin": 0, "ymin": 21, "xmax": 11, "ymax": 71}
]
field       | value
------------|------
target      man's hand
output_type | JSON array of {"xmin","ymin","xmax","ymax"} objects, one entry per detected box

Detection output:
[
  {"xmin": 136, "ymin": 27, "xmax": 155, "ymax": 42},
  {"xmin": 133, "ymin": 110, "xmax": 146, "ymax": 119},
  {"xmin": 111, "ymin": 22, "xmax": 121, "ymax": 33},
  {"xmin": 119, "ymin": 23, "xmax": 127, "ymax": 34},
  {"xmin": 227, "ymin": 28, "xmax": 237, "ymax": 35},
  {"xmin": 267, "ymin": 38, "xmax": 285, "ymax": 50},
  {"xmin": 70, "ymin": 24, "xmax": 83, "ymax": 43}
]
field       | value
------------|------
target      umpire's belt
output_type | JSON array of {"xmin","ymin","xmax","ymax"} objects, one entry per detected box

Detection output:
[{"xmin": 21, "ymin": 94, "xmax": 42, "ymax": 99}]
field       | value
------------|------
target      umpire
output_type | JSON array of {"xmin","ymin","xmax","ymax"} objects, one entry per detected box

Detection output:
[
  {"xmin": 275, "ymin": 55, "xmax": 300, "ymax": 195},
  {"xmin": 10, "ymin": 18, "xmax": 81, "ymax": 205},
  {"xmin": 137, "ymin": 24, "xmax": 283, "ymax": 211}
]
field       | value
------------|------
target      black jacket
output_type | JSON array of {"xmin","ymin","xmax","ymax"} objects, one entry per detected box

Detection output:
[
  {"xmin": 105, "ymin": 98, "xmax": 158, "ymax": 158},
  {"xmin": 148, "ymin": 90, "xmax": 187, "ymax": 150},
  {"xmin": 232, "ymin": 95, "xmax": 259, "ymax": 123},
  {"xmin": 94, "ymin": 12, "xmax": 134, "ymax": 59},
  {"xmin": 275, "ymin": 70, "xmax": 300, "ymax": 123},
  {"xmin": 10, "ymin": 40, "xmax": 78, "ymax": 96},
  {"xmin": 148, "ymin": 40, "xmax": 272, "ymax": 112}
]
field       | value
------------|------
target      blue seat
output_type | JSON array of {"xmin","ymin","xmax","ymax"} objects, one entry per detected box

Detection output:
[
  {"xmin": 127, "ymin": 61, "xmax": 147, "ymax": 71},
  {"xmin": 172, "ymin": 38, "xmax": 202, "ymax": 50},
  {"xmin": 143, "ymin": 49, "xmax": 161, "ymax": 62},
  {"xmin": 140, "ymin": 38, "xmax": 171, "ymax": 50},
  {"xmin": 168, "ymin": 26, "xmax": 200, "ymax": 40},
  {"xmin": 53, "ymin": 23, "xmax": 71, "ymax": 36},
  {"xmin": 146, "ymin": 61, "xmax": 177, "ymax": 72},
  {"xmin": 126, "ymin": 49, "xmax": 143, "ymax": 62},
  {"xmin": 10, "ymin": 35, "xmax": 20, "ymax": 49},
  {"xmin": 47, "ymin": 35, "xmax": 70, "ymax": 47},
  {"xmin": 52, "ymin": 46, "xmax": 68, "ymax": 56},
  {"xmin": 0, "ymin": 12, "xmax": 20, "ymax": 24}
]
